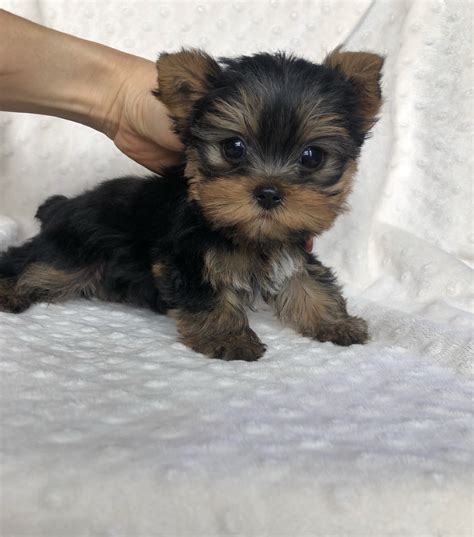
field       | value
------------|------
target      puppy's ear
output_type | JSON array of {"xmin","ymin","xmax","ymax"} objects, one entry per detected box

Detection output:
[
  {"xmin": 325, "ymin": 47, "xmax": 384, "ymax": 132},
  {"xmin": 154, "ymin": 49, "xmax": 220, "ymax": 135}
]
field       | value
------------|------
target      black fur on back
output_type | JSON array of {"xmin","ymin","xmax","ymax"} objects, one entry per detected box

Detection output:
[{"xmin": 0, "ymin": 167, "xmax": 235, "ymax": 313}]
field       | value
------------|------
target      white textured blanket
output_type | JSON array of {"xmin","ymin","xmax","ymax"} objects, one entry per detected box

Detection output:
[{"xmin": 0, "ymin": 1, "xmax": 472, "ymax": 535}]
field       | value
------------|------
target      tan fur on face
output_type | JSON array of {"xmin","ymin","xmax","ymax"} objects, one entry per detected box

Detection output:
[
  {"xmin": 322, "ymin": 158, "xmax": 358, "ymax": 198},
  {"xmin": 197, "ymin": 177, "xmax": 338, "ymax": 240},
  {"xmin": 203, "ymin": 92, "xmax": 261, "ymax": 138},
  {"xmin": 193, "ymin": 160, "xmax": 357, "ymax": 241},
  {"xmin": 298, "ymin": 111, "xmax": 349, "ymax": 144},
  {"xmin": 324, "ymin": 48, "xmax": 384, "ymax": 132}
]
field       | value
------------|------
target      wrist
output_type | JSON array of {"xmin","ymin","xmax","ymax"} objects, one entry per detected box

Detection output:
[
  {"xmin": 88, "ymin": 52, "xmax": 157, "ymax": 140},
  {"xmin": 45, "ymin": 36, "xmax": 144, "ymax": 138}
]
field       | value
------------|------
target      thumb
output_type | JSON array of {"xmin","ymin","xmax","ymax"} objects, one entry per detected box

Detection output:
[
  {"xmin": 133, "ymin": 62, "xmax": 183, "ymax": 153},
  {"xmin": 140, "ymin": 90, "xmax": 184, "ymax": 153}
]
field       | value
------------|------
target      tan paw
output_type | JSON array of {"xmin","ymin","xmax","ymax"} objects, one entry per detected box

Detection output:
[
  {"xmin": 0, "ymin": 280, "xmax": 32, "ymax": 314},
  {"xmin": 314, "ymin": 316, "xmax": 369, "ymax": 346},
  {"xmin": 188, "ymin": 328, "xmax": 267, "ymax": 361}
]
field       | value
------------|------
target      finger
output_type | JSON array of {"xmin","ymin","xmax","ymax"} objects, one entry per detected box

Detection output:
[
  {"xmin": 126, "ymin": 144, "xmax": 182, "ymax": 173},
  {"xmin": 144, "ymin": 151, "xmax": 182, "ymax": 173}
]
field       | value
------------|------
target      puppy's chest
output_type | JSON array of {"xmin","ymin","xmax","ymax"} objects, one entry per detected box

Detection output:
[{"xmin": 203, "ymin": 247, "xmax": 303, "ymax": 301}]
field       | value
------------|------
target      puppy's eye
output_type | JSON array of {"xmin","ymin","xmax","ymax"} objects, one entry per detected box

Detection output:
[
  {"xmin": 299, "ymin": 146, "xmax": 326, "ymax": 169},
  {"xmin": 222, "ymin": 137, "xmax": 246, "ymax": 162}
]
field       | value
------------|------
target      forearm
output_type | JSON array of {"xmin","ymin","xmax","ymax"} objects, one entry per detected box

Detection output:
[{"xmin": 0, "ymin": 10, "xmax": 153, "ymax": 137}]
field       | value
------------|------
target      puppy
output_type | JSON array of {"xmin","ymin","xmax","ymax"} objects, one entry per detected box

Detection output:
[{"xmin": 0, "ymin": 48, "xmax": 383, "ymax": 361}]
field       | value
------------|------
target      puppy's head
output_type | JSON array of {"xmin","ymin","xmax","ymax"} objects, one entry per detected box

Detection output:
[{"xmin": 154, "ymin": 48, "xmax": 383, "ymax": 242}]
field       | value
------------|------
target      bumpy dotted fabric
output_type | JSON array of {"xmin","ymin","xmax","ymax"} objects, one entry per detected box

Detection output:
[{"xmin": 0, "ymin": 1, "xmax": 473, "ymax": 535}]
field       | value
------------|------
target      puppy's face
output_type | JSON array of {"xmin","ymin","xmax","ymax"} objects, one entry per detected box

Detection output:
[{"xmin": 155, "ymin": 49, "xmax": 383, "ymax": 242}]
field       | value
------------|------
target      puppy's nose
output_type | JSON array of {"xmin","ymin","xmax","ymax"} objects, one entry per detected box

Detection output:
[{"xmin": 254, "ymin": 185, "xmax": 283, "ymax": 210}]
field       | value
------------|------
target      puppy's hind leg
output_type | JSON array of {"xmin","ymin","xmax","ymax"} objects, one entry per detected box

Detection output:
[
  {"xmin": 0, "ymin": 277, "xmax": 33, "ymax": 314},
  {"xmin": 0, "ymin": 246, "xmax": 101, "ymax": 313},
  {"xmin": 0, "ymin": 242, "xmax": 37, "ymax": 313},
  {"xmin": 13, "ymin": 263, "xmax": 101, "ymax": 311}
]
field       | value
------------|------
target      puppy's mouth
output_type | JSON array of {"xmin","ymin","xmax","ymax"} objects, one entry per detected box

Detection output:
[{"xmin": 255, "ymin": 206, "xmax": 283, "ymax": 220}]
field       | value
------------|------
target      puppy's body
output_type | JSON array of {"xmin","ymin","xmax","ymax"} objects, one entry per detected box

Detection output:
[{"xmin": 0, "ymin": 49, "xmax": 383, "ymax": 360}]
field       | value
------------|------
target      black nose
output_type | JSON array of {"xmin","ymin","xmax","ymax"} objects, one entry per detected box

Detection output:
[{"xmin": 254, "ymin": 185, "xmax": 283, "ymax": 210}]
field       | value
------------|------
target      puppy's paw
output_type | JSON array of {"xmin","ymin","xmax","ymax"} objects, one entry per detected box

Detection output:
[
  {"xmin": 191, "ymin": 329, "xmax": 266, "ymax": 361},
  {"xmin": 0, "ymin": 280, "xmax": 31, "ymax": 314},
  {"xmin": 315, "ymin": 316, "xmax": 369, "ymax": 346}
]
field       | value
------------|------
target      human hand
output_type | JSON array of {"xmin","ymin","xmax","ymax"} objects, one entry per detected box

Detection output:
[
  {"xmin": 0, "ymin": 11, "xmax": 183, "ymax": 173},
  {"xmin": 101, "ymin": 57, "xmax": 183, "ymax": 172}
]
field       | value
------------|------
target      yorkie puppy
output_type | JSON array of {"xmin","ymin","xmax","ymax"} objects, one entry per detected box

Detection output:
[{"xmin": 0, "ymin": 48, "xmax": 383, "ymax": 361}]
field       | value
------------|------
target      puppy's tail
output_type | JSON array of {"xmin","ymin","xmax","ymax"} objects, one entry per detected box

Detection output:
[{"xmin": 35, "ymin": 195, "xmax": 68, "ymax": 225}]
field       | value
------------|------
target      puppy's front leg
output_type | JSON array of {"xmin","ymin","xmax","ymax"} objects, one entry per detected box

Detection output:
[
  {"xmin": 173, "ymin": 288, "xmax": 266, "ymax": 361},
  {"xmin": 267, "ymin": 257, "xmax": 368, "ymax": 346}
]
